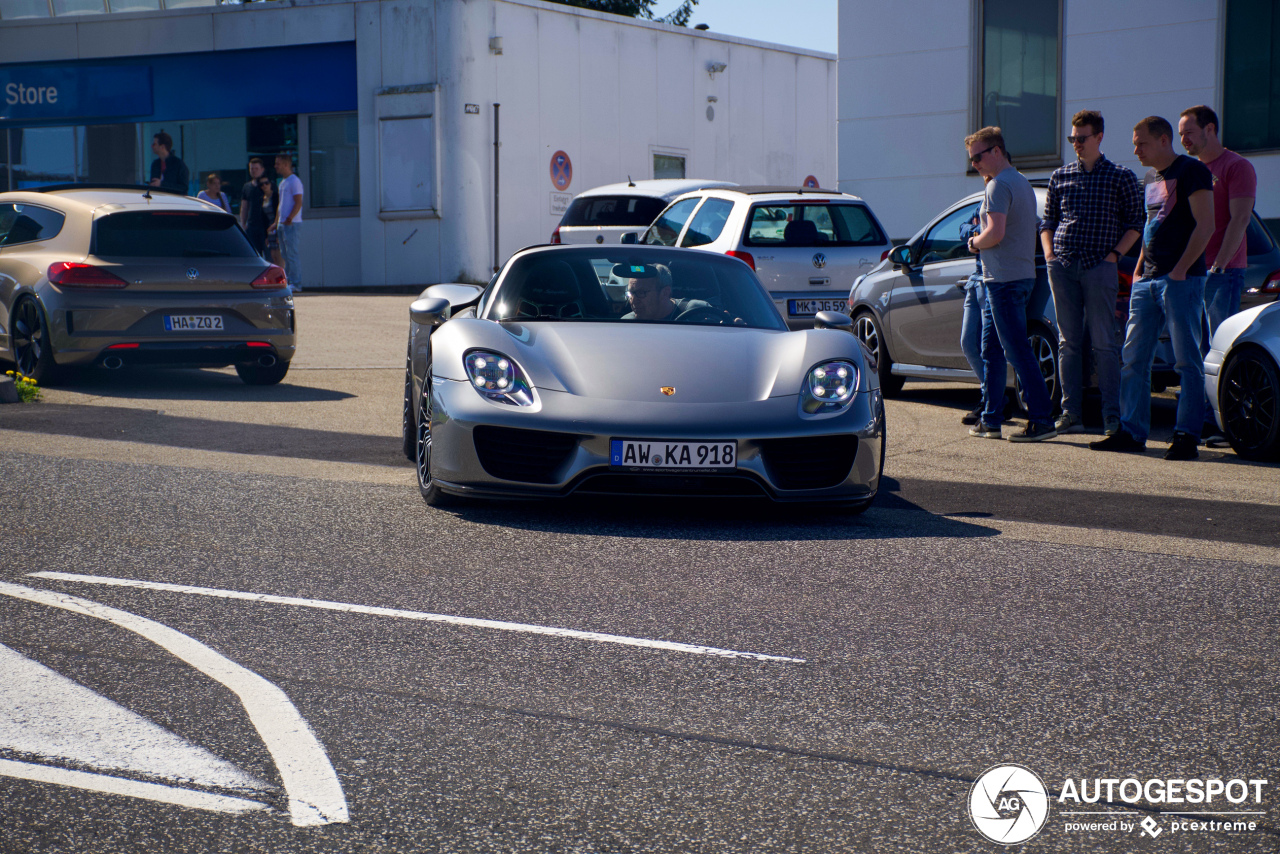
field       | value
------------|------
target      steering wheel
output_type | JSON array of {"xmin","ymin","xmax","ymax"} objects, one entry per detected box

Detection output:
[{"xmin": 675, "ymin": 306, "xmax": 739, "ymax": 325}]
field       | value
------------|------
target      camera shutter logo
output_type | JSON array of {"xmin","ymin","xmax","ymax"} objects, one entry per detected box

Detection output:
[{"xmin": 968, "ymin": 764, "xmax": 1050, "ymax": 845}]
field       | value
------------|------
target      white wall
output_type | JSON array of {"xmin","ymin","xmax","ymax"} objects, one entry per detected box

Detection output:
[
  {"xmin": 0, "ymin": 0, "xmax": 838, "ymax": 287},
  {"xmin": 839, "ymin": 0, "xmax": 1280, "ymax": 240}
]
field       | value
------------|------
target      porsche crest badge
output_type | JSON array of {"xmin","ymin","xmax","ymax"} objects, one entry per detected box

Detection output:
[{"xmin": 660, "ymin": 386, "xmax": 676, "ymax": 396}]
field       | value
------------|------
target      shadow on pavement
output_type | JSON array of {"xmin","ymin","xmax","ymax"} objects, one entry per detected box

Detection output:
[
  {"xmin": 0, "ymin": 404, "xmax": 401, "ymax": 467},
  {"xmin": 27, "ymin": 366, "xmax": 355, "ymax": 403}
]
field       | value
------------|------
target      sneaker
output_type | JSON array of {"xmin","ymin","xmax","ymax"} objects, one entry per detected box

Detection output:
[
  {"xmin": 1165, "ymin": 432, "xmax": 1200, "ymax": 461},
  {"xmin": 961, "ymin": 407, "xmax": 984, "ymax": 426},
  {"xmin": 1054, "ymin": 412, "xmax": 1084, "ymax": 434},
  {"xmin": 968, "ymin": 422, "xmax": 1002, "ymax": 439},
  {"xmin": 1104, "ymin": 415, "xmax": 1121, "ymax": 436},
  {"xmin": 1089, "ymin": 431, "xmax": 1145, "ymax": 452},
  {"xmin": 1008, "ymin": 422, "xmax": 1058, "ymax": 443}
]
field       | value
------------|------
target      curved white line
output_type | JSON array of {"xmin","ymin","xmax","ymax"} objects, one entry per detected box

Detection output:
[{"xmin": 0, "ymin": 582, "xmax": 347, "ymax": 827}]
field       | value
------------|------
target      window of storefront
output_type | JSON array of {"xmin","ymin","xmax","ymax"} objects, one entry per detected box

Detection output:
[
  {"xmin": 1224, "ymin": 0, "xmax": 1280, "ymax": 152},
  {"xmin": 653, "ymin": 152, "xmax": 686, "ymax": 180},
  {"xmin": 975, "ymin": 0, "xmax": 1061, "ymax": 168},
  {"xmin": 307, "ymin": 113, "xmax": 359, "ymax": 210}
]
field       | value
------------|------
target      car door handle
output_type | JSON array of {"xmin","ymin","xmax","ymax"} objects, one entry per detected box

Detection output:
[{"xmin": 809, "ymin": 277, "xmax": 830, "ymax": 286}]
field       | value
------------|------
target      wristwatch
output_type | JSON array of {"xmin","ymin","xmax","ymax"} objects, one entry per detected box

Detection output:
[{"xmin": 1209, "ymin": 265, "xmax": 1224, "ymax": 275}]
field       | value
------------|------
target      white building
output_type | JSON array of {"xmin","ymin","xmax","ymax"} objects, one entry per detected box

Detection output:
[
  {"xmin": 838, "ymin": 0, "xmax": 1279, "ymax": 241},
  {"xmin": 0, "ymin": 0, "xmax": 838, "ymax": 287}
]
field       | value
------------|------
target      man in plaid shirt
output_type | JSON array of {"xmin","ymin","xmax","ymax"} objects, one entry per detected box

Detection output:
[{"xmin": 1040, "ymin": 110, "xmax": 1145, "ymax": 436}]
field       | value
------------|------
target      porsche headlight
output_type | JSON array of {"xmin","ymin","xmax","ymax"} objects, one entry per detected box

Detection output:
[
  {"xmin": 802, "ymin": 360, "xmax": 858, "ymax": 414},
  {"xmin": 465, "ymin": 350, "xmax": 535, "ymax": 406}
]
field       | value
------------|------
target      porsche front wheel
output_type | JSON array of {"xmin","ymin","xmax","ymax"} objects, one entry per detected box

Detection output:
[{"xmin": 415, "ymin": 366, "xmax": 454, "ymax": 507}]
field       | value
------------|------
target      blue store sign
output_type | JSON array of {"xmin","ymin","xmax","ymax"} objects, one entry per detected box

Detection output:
[{"xmin": 0, "ymin": 66, "xmax": 152, "ymax": 122}]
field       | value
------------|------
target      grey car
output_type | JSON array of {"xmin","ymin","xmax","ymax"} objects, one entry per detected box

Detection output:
[
  {"xmin": 400, "ymin": 245, "xmax": 885, "ymax": 510},
  {"xmin": 0, "ymin": 184, "xmax": 294, "ymax": 386}
]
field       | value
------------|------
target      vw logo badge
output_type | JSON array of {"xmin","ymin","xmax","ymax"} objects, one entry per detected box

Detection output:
[
  {"xmin": 186, "ymin": 268, "xmax": 199, "ymax": 280},
  {"xmin": 596, "ymin": 235, "xmax": 604, "ymax": 244},
  {"xmin": 812, "ymin": 253, "xmax": 826, "ymax": 269}
]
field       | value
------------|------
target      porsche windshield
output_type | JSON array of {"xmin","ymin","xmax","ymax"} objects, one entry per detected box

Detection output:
[{"xmin": 484, "ymin": 248, "xmax": 786, "ymax": 330}]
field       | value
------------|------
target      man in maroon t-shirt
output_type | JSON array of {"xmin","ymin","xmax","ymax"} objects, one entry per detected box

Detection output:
[
  {"xmin": 1178, "ymin": 105, "xmax": 1256, "ymax": 336},
  {"xmin": 1178, "ymin": 105, "xmax": 1257, "ymax": 443}
]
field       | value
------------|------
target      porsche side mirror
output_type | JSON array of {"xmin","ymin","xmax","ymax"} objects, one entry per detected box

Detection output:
[
  {"xmin": 814, "ymin": 310, "xmax": 853, "ymax": 332},
  {"xmin": 409, "ymin": 296, "xmax": 450, "ymax": 326},
  {"xmin": 888, "ymin": 244, "xmax": 913, "ymax": 269},
  {"xmin": 620, "ymin": 232, "xmax": 638, "ymax": 244}
]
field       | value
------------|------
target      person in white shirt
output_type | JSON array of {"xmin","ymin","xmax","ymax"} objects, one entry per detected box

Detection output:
[{"xmin": 269, "ymin": 153, "xmax": 304, "ymax": 291}]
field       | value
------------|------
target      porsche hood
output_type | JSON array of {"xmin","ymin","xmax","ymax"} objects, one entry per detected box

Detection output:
[{"xmin": 430, "ymin": 320, "xmax": 867, "ymax": 403}]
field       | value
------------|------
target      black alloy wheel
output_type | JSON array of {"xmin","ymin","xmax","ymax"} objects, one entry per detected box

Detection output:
[
  {"xmin": 853, "ymin": 310, "xmax": 904, "ymax": 396},
  {"xmin": 11, "ymin": 298, "xmax": 59, "ymax": 384},
  {"xmin": 1220, "ymin": 346, "xmax": 1280, "ymax": 461},
  {"xmin": 1015, "ymin": 325, "xmax": 1061, "ymax": 415},
  {"xmin": 416, "ymin": 362, "xmax": 453, "ymax": 506},
  {"xmin": 401, "ymin": 338, "xmax": 416, "ymax": 461}
]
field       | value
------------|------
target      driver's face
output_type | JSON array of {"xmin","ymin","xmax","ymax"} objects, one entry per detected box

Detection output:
[{"xmin": 626, "ymin": 277, "xmax": 670, "ymax": 320}]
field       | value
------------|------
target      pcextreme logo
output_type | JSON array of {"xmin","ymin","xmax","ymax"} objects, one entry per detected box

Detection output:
[{"xmin": 969, "ymin": 764, "xmax": 1051, "ymax": 844}]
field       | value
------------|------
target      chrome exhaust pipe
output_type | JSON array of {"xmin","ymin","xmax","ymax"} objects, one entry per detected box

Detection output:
[
  {"xmin": 257, "ymin": 354, "xmax": 277, "ymax": 367},
  {"xmin": 102, "ymin": 356, "xmax": 124, "ymax": 370}
]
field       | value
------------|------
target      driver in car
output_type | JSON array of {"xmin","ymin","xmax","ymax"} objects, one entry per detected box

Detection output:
[
  {"xmin": 621, "ymin": 263, "xmax": 712, "ymax": 321},
  {"xmin": 621, "ymin": 263, "xmax": 708, "ymax": 320}
]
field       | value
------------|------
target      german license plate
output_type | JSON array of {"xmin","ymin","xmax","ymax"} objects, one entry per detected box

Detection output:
[
  {"xmin": 164, "ymin": 315, "xmax": 224, "ymax": 331},
  {"xmin": 610, "ymin": 439, "xmax": 737, "ymax": 470},
  {"xmin": 788, "ymin": 298, "xmax": 845, "ymax": 316}
]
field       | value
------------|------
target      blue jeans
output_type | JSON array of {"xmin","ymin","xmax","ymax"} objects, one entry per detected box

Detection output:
[
  {"xmin": 278, "ymin": 222, "xmax": 303, "ymax": 288},
  {"xmin": 981, "ymin": 277, "xmax": 1053, "ymax": 428},
  {"xmin": 1048, "ymin": 257, "xmax": 1121, "ymax": 422},
  {"xmin": 961, "ymin": 273, "xmax": 987, "ymax": 388},
  {"xmin": 1203, "ymin": 267, "xmax": 1244, "ymax": 343},
  {"xmin": 1119, "ymin": 275, "xmax": 1205, "ymax": 442}
]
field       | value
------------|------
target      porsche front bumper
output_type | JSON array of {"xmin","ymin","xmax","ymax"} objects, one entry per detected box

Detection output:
[{"xmin": 427, "ymin": 377, "xmax": 885, "ymax": 502}]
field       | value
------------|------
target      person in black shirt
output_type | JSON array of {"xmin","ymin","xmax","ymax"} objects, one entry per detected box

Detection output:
[
  {"xmin": 239, "ymin": 157, "xmax": 269, "ymax": 258},
  {"xmin": 1091, "ymin": 116, "xmax": 1214, "ymax": 460},
  {"xmin": 148, "ymin": 131, "xmax": 190, "ymax": 194}
]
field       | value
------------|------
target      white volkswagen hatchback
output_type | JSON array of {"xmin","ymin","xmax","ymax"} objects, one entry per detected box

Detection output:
[
  {"xmin": 638, "ymin": 186, "xmax": 891, "ymax": 328},
  {"xmin": 551, "ymin": 179, "xmax": 737, "ymax": 246}
]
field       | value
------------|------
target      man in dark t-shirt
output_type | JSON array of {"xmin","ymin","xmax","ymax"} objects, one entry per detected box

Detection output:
[
  {"xmin": 1091, "ymin": 116, "xmax": 1214, "ymax": 460},
  {"xmin": 147, "ymin": 131, "xmax": 190, "ymax": 194}
]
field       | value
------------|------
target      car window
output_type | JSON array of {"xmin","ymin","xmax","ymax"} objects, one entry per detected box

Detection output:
[
  {"xmin": 642, "ymin": 197, "xmax": 700, "ymax": 246},
  {"xmin": 681, "ymin": 198, "xmax": 735, "ymax": 247},
  {"xmin": 743, "ymin": 203, "xmax": 885, "ymax": 247},
  {"xmin": 561, "ymin": 195, "xmax": 667, "ymax": 228},
  {"xmin": 93, "ymin": 211, "xmax": 259, "ymax": 258},
  {"xmin": 917, "ymin": 203, "xmax": 981, "ymax": 265},
  {"xmin": 483, "ymin": 247, "xmax": 786, "ymax": 330},
  {"xmin": 1247, "ymin": 214, "xmax": 1275, "ymax": 255},
  {"xmin": 0, "ymin": 203, "xmax": 65, "ymax": 246}
]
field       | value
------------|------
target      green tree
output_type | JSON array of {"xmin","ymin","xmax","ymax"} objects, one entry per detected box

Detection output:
[{"xmin": 546, "ymin": 0, "xmax": 699, "ymax": 27}]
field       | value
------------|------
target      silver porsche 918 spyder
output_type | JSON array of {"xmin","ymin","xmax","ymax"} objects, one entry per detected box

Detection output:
[{"xmin": 400, "ymin": 245, "xmax": 886, "ymax": 510}]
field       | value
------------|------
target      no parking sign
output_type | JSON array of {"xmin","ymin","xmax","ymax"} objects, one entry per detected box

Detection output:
[
  {"xmin": 550, "ymin": 150, "xmax": 573, "ymax": 191},
  {"xmin": 803, "ymin": 175, "xmax": 819, "ymax": 188}
]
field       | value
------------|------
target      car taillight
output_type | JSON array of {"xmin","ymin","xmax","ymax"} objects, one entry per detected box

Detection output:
[
  {"xmin": 726, "ymin": 250, "xmax": 755, "ymax": 270},
  {"xmin": 880, "ymin": 249, "xmax": 889, "ymax": 261},
  {"xmin": 47, "ymin": 262, "xmax": 128, "ymax": 289},
  {"xmin": 1258, "ymin": 270, "xmax": 1280, "ymax": 294},
  {"xmin": 251, "ymin": 265, "xmax": 288, "ymax": 288},
  {"xmin": 550, "ymin": 227, "xmax": 562, "ymax": 244}
]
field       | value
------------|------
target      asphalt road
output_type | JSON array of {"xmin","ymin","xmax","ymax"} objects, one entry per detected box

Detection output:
[{"xmin": 0, "ymin": 295, "xmax": 1276, "ymax": 853}]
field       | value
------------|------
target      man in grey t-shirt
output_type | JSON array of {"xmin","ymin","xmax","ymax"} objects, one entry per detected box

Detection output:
[{"xmin": 964, "ymin": 126, "xmax": 1057, "ymax": 442}]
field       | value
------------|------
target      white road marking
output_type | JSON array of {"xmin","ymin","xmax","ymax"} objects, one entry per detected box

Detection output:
[
  {"xmin": 0, "ymin": 642, "xmax": 268, "ymax": 794},
  {"xmin": 29, "ymin": 572, "xmax": 807, "ymax": 664},
  {"xmin": 0, "ymin": 582, "xmax": 348, "ymax": 827},
  {"xmin": 0, "ymin": 758, "xmax": 269, "ymax": 816}
]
